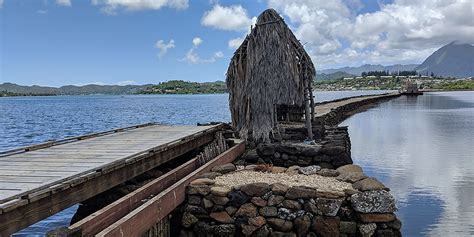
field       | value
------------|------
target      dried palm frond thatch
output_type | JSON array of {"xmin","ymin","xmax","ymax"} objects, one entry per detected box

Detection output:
[{"xmin": 226, "ymin": 8, "xmax": 315, "ymax": 143}]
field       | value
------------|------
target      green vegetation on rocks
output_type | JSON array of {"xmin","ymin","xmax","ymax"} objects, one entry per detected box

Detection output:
[{"xmin": 140, "ymin": 80, "xmax": 227, "ymax": 94}]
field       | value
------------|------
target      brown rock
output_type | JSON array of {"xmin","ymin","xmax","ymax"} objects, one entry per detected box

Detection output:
[
  {"xmin": 211, "ymin": 195, "xmax": 229, "ymax": 206},
  {"xmin": 241, "ymin": 183, "xmax": 271, "ymax": 197},
  {"xmin": 267, "ymin": 218, "xmax": 293, "ymax": 232},
  {"xmin": 316, "ymin": 168, "xmax": 340, "ymax": 177},
  {"xmin": 282, "ymin": 200, "xmax": 302, "ymax": 209},
  {"xmin": 211, "ymin": 163, "xmax": 236, "ymax": 174},
  {"xmin": 352, "ymin": 177, "xmax": 388, "ymax": 191},
  {"xmin": 269, "ymin": 232, "xmax": 296, "ymax": 237},
  {"xmin": 186, "ymin": 185, "xmax": 211, "ymax": 195},
  {"xmin": 336, "ymin": 172, "xmax": 367, "ymax": 183},
  {"xmin": 211, "ymin": 186, "xmax": 231, "ymax": 197},
  {"xmin": 210, "ymin": 211, "xmax": 234, "ymax": 224},
  {"xmin": 248, "ymin": 216, "xmax": 266, "ymax": 227},
  {"xmin": 251, "ymin": 197, "xmax": 268, "ymax": 207},
  {"xmin": 268, "ymin": 195, "xmax": 285, "ymax": 206},
  {"xmin": 294, "ymin": 215, "xmax": 311, "ymax": 237},
  {"xmin": 312, "ymin": 216, "xmax": 340, "ymax": 237},
  {"xmin": 241, "ymin": 224, "xmax": 259, "ymax": 236},
  {"xmin": 271, "ymin": 166, "xmax": 287, "ymax": 173},
  {"xmin": 190, "ymin": 178, "xmax": 215, "ymax": 185},
  {"xmin": 235, "ymin": 203, "xmax": 258, "ymax": 218},
  {"xmin": 254, "ymin": 225, "xmax": 270, "ymax": 237},
  {"xmin": 259, "ymin": 206, "xmax": 278, "ymax": 217},
  {"xmin": 182, "ymin": 212, "xmax": 199, "ymax": 228},
  {"xmin": 271, "ymin": 183, "xmax": 289, "ymax": 195},
  {"xmin": 357, "ymin": 213, "xmax": 396, "ymax": 223},
  {"xmin": 285, "ymin": 186, "xmax": 318, "ymax": 199},
  {"xmin": 225, "ymin": 206, "xmax": 238, "ymax": 215},
  {"xmin": 315, "ymin": 190, "xmax": 346, "ymax": 199},
  {"xmin": 198, "ymin": 172, "xmax": 222, "ymax": 179},
  {"xmin": 336, "ymin": 165, "xmax": 363, "ymax": 174}
]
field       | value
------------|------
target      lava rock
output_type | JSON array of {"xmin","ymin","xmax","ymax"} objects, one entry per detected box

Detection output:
[
  {"xmin": 285, "ymin": 186, "xmax": 318, "ymax": 199},
  {"xmin": 336, "ymin": 164, "xmax": 363, "ymax": 174},
  {"xmin": 352, "ymin": 177, "xmax": 388, "ymax": 191},
  {"xmin": 259, "ymin": 206, "xmax": 278, "ymax": 217},
  {"xmin": 267, "ymin": 218, "xmax": 293, "ymax": 232},
  {"xmin": 240, "ymin": 183, "xmax": 271, "ymax": 197},
  {"xmin": 210, "ymin": 211, "xmax": 234, "ymax": 224},
  {"xmin": 339, "ymin": 221, "xmax": 357, "ymax": 234},
  {"xmin": 271, "ymin": 183, "xmax": 289, "ymax": 195},
  {"xmin": 235, "ymin": 203, "xmax": 258, "ymax": 218},
  {"xmin": 298, "ymin": 165, "xmax": 321, "ymax": 175},
  {"xmin": 314, "ymin": 198, "xmax": 343, "ymax": 216},
  {"xmin": 182, "ymin": 212, "xmax": 199, "ymax": 228},
  {"xmin": 350, "ymin": 190, "xmax": 397, "ymax": 213},
  {"xmin": 312, "ymin": 216, "xmax": 340, "ymax": 237},
  {"xmin": 358, "ymin": 223, "xmax": 377, "ymax": 237},
  {"xmin": 228, "ymin": 190, "xmax": 249, "ymax": 207}
]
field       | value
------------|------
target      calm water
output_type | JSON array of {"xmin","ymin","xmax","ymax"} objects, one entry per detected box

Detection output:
[
  {"xmin": 341, "ymin": 91, "xmax": 474, "ymax": 236},
  {"xmin": 1, "ymin": 90, "xmax": 471, "ymax": 236}
]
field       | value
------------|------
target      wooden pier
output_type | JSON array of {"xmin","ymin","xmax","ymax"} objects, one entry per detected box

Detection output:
[{"xmin": 0, "ymin": 123, "xmax": 239, "ymax": 236}]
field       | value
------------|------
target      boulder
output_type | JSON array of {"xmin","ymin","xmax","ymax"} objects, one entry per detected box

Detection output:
[
  {"xmin": 312, "ymin": 216, "xmax": 340, "ymax": 237},
  {"xmin": 298, "ymin": 165, "xmax": 321, "ymax": 175},
  {"xmin": 285, "ymin": 186, "xmax": 318, "ymax": 199},
  {"xmin": 357, "ymin": 213, "xmax": 396, "ymax": 223},
  {"xmin": 314, "ymin": 198, "xmax": 343, "ymax": 216},
  {"xmin": 228, "ymin": 190, "xmax": 249, "ymax": 207},
  {"xmin": 251, "ymin": 197, "xmax": 268, "ymax": 207},
  {"xmin": 336, "ymin": 164, "xmax": 363, "ymax": 174},
  {"xmin": 350, "ymin": 190, "xmax": 397, "ymax": 213},
  {"xmin": 271, "ymin": 183, "xmax": 289, "ymax": 195},
  {"xmin": 210, "ymin": 211, "xmax": 234, "ymax": 224},
  {"xmin": 186, "ymin": 185, "xmax": 211, "ymax": 196},
  {"xmin": 190, "ymin": 178, "xmax": 215, "ymax": 185},
  {"xmin": 316, "ymin": 168, "xmax": 340, "ymax": 177},
  {"xmin": 259, "ymin": 206, "xmax": 278, "ymax": 217},
  {"xmin": 267, "ymin": 218, "xmax": 293, "ymax": 232},
  {"xmin": 241, "ymin": 183, "xmax": 271, "ymax": 197},
  {"xmin": 352, "ymin": 178, "xmax": 388, "ymax": 191},
  {"xmin": 211, "ymin": 163, "xmax": 236, "ymax": 174},
  {"xmin": 235, "ymin": 203, "xmax": 258, "ymax": 218},
  {"xmin": 336, "ymin": 172, "xmax": 367, "ymax": 183},
  {"xmin": 210, "ymin": 186, "xmax": 231, "ymax": 197}
]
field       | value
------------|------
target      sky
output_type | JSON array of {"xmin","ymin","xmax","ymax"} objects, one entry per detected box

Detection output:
[{"xmin": 0, "ymin": 0, "xmax": 473, "ymax": 86}]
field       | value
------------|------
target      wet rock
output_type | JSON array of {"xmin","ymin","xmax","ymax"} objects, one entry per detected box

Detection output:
[
  {"xmin": 353, "ymin": 178, "xmax": 388, "ymax": 191},
  {"xmin": 359, "ymin": 223, "xmax": 377, "ymax": 237},
  {"xmin": 211, "ymin": 186, "xmax": 231, "ymax": 197},
  {"xmin": 336, "ymin": 172, "xmax": 366, "ymax": 183},
  {"xmin": 316, "ymin": 168, "xmax": 340, "ymax": 177},
  {"xmin": 182, "ymin": 212, "xmax": 199, "ymax": 228},
  {"xmin": 190, "ymin": 178, "xmax": 215, "ymax": 185},
  {"xmin": 282, "ymin": 200, "xmax": 302, "ymax": 209},
  {"xmin": 211, "ymin": 163, "xmax": 236, "ymax": 174},
  {"xmin": 268, "ymin": 195, "xmax": 285, "ymax": 206},
  {"xmin": 271, "ymin": 183, "xmax": 289, "ymax": 195},
  {"xmin": 314, "ymin": 198, "xmax": 343, "ymax": 216},
  {"xmin": 357, "ymin": 213, "xmax": 396, "ymax": 223},
  {"xmin": 267, "ymin": 218, "xmax": 293, "ymax": 232},
  {"xmin": 336, "ymin": 164, "xmax": 363, "ymax": 174},
  {"xmin": 350, "ymin": 190, "xmax": 397, "ymax": 213},
  {"xmin": 211, "ymin": 195, "xmax": 229, "ymax": 206},
  {"xmin": 210, "ymin": 211, "xmax": 234, "ymax": 224},
  {"xmin": 294, "ymin": 215, "xmax": 311, "ymax": 237},
  {"xmin": 186, "ymin": 185, "xmax": 211, "ymax": 196},
  {"xmin": 312, "ymin": 216, "xmax": 340, "ymax": 237},
  {"xmin": 298, "ymin": 165, "xmax": 321, "ymax": 175},
  {"xmin": 249, "ymin": 216, "xmax": 266, "ymax": 227},
  {"xmin": 241, "ymin": 183, "xmax": 271, "ymax": 197},
  {"xmin": 228, "ymin": 190, "xmax": 250, "ymax": 207},
  {"xmin": 198, "ymin": 171, "xmax": 222, "ymax": 179},
  {"xmin": 259, "ymin": 206, "xmax": 278, "ymax": 217},
  {"xmin": 339, "ymin": 221, "xmax": 357, "ymax": 234},
  {"xmin": 251, "ymin": 197, "xmax": 268, "ymax": 207},
  {"xmin": 285, "ymin": 186, "xmax": 318, "ymax": 199},
  {"xmin": 235, "ymin": 203, "xmax": 258, "ymax": 218}
]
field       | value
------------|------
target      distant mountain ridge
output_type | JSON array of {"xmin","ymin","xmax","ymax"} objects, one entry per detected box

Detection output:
[
  {"xmin": 0, "ymin": 82, "xmax": 149, "ymax": 95},
  {"xmin": 320, "ymin": 64, "xmax": 419, "ymax": 76},
  {"xmin": 415, "ymin": 41, "xmax": 474, "ymax": 78}
]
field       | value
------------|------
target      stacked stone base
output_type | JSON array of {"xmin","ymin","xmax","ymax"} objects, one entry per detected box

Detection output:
[{"xmin": 181, "ymin": 163, "xmax": 401, "ymax": 237}]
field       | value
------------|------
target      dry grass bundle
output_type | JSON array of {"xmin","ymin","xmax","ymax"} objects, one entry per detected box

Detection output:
[{"xmin": 226, "ymin": 9, "xmax": 315, "ymax": 143}]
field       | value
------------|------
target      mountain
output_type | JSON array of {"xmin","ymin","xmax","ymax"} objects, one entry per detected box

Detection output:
[
  {"xmin": 320, "ymin": 64, "xmax": 419, "ymax": 76},
  {"xmin": 316, "ymin": 71, "xmax": 356, "ymax": 81},
  {"xmin": 0, "ymin": 82, "xmax": 149, "ymax": 96},
  {"xmin": 415, "ymin": 41, "xmax": 474, "ymax": 78}
]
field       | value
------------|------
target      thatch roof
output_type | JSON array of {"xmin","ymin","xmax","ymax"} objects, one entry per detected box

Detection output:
[{"xmin": 226, "ymin": 9, "xmax": 316, "ymax": 143}]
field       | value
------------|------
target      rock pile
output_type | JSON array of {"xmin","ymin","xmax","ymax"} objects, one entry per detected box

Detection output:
[{"xmin": 181, "ymin": 163, "xmax": 401, "ymax": 237}]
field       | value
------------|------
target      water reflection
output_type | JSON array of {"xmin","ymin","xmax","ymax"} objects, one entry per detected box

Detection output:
[{"xmin": 342, "ymin": 92, "xmax": 474, "ymax": 236}]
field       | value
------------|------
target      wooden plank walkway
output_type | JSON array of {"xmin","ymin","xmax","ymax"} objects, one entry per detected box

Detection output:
[{"xmin": 0, "ymin": 124, "xmax": 223, "ymax": 236}]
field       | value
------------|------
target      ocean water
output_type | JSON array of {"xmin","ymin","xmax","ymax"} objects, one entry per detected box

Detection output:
[
  {"xmin": 2, "ymin": 90, "xmax": 471, "ymax": 236},
  {"xmin": 341, "ymin": 91, "xmax": 474, "ymax": 236}
]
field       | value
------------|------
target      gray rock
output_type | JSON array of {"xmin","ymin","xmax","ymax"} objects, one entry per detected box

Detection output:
[
  {"xmin": 314, "ymin": 198, "xmax": 343, "ymax": 216},
  {"xmin": 336, "ymin": 164, "xmax": 363, "ymax": 174},
  {"xmin": 186, "ymin": 185, "xmax": 211, "ymax": 195},
  {"xmin": 182, "ymin": 212, "xmax": 199, "ymax": 228},
  {"xmin": 271, "ymin": 183, "xmax": 289, "ymax": 195},
  {"xmin": 285, "ymin": 186, "xmax": 318, "ymax": 199},
  {"xmin": 242, "ymin": 149, "xmax": 260, "ymax": 163},
  {"xmin": 210, "ymin": 224, "xmax": 235, "ymax": 236},
  {"xmin": 187, "ymin": 195, "xmax": 201, "ymax": 205},
  {"xmin": 259, "ymin": 206, "xmax": 278, "ymax": 217},
  {"xmin": 241, "ymin": 183, "xmax": 271, "ymax": 197},
  {"xmin": 316, "ymin": 168, "xmax": 340, "ymax": 177},
  {"xmin": 336, "ymin": 172, "xmax": 367, "ymax": 183},
  {"xmin": 282, "ymin": 199, "xmax": 302, "ymax": 209},
  {"xmin": 257, "ymin": 144, "xmax": 275, "ymax": 156},
  {"xmin": 351, "ymin": 190, "xmax": 397, "ymax": 213},
  {"xmin": 298, "ymin": 165, "xmax": 321, "ymax": 175},
  {"xmin": 268, "ymin": 195, "xmax": 285, "ymax": 206},
  {"xmin": 211, "ymin": 163, "xmax": 236, "ymax": 174},
  {"xmin": 352, "ymin": 177, "xmax": 388, "ymax": 191},
  {"xmin": 228, "ymin": 190, "xmax": 249, "ymax": 207},
  {"xmin": 267, "ymin": 218, "xmax": 293, "ymax": 232},
  {"xmin": 211, "ymin": 195, "xmax": 229, "ymax": 206},
  {"xmin": 359, "ymin": 223, "xmax": 377, "ymax": 237},
  {"xmin": 339, "ymin": 221, "xmax": 357, "ymax": 234}
]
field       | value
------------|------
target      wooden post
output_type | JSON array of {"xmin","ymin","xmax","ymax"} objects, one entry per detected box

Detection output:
[{"xmin": 305, "ymin": 78, "xmax": 313, "ymax": 140}]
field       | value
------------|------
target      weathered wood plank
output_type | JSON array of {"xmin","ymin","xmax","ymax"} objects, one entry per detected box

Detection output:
[{"xmin": 97, "ymin": 140, "xmax": 245, "ymax": 237}]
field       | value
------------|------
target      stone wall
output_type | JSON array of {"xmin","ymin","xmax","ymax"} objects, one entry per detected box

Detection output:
[
  {"xmin": 181, "ymin": 163, "xmax": 401, "ymax": 237},
  {"xmin": 237, "ymin": 127, "xmax": 352, "ymax": 169}
]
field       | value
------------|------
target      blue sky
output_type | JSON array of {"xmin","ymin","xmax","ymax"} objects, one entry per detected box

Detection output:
[{"xmin": 1, "ymin": 0, "xmax": 472, "ymax": 86}]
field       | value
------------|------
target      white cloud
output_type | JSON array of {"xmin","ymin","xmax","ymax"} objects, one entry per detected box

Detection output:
[
  {"xmin": 117, "ymin": 80, "xmax": 137, "ymax": 85},
  {"xmin": 37, "ymin": 9, "xmax": 48, "ymax": 14},
  {"xmin": 56, "ymin": 0, "xmax": 72, "ymax": 7},
  {"xmin": 267, "ymin": 0, "xmax": 474, "ymax": 69},
  {"xmin": 154, "ymin": 39, "xmax": 175, "ymax": 59},
  {"xmin": 181, "ymin": 38, "xmax": 224, "ymax": 64},
  {"xmin": 228, "ymin": 36, "xmax": 245, "ymax": 49},
  {"xmin": 192, "ymin": 37, "xmax": 203, "ymax": 46},
  {"xmin": 92, "ymin": 0, "xmax": 188, "ymax": 15},
  {"xmin": 0, "ymin": 0, "xmax": 4, "ymax": 9},
  {"xmin": 202, "ymin": 4, "xmax": 254, "ymax": 31}
]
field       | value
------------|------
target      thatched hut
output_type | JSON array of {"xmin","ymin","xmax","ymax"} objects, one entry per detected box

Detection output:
[{"xmin": 226, "ymin": 9, "xmax": 316, "ymax": 143}]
